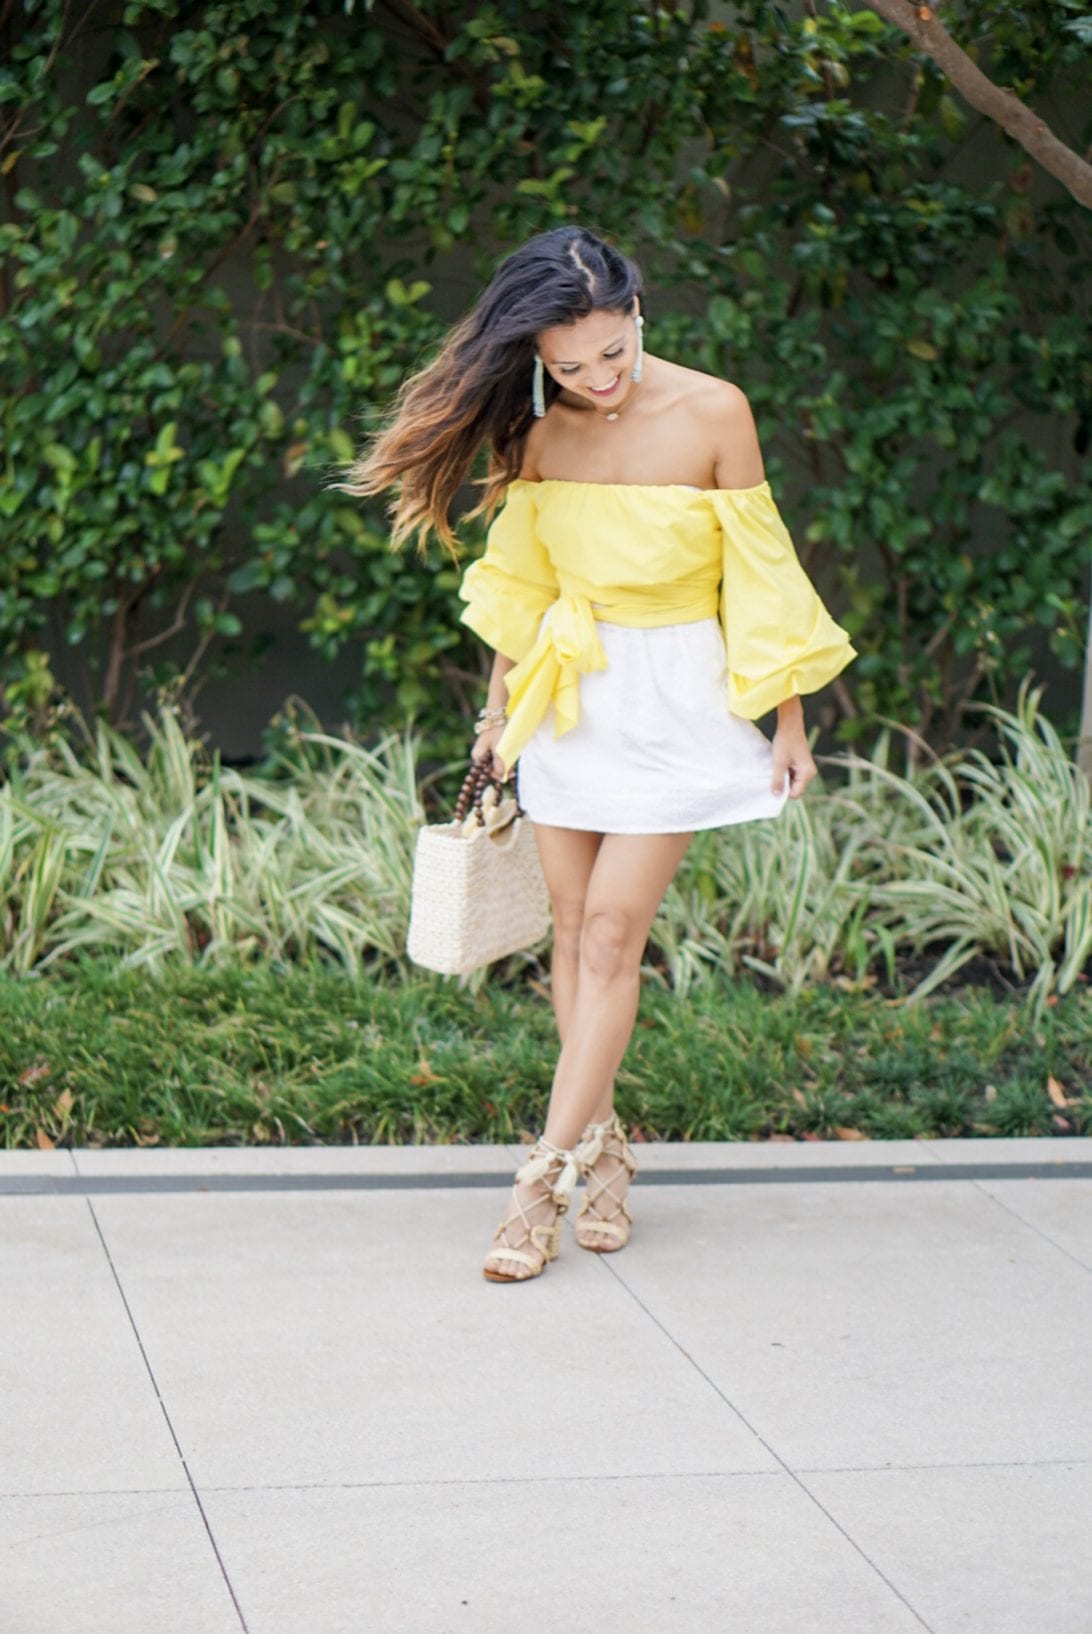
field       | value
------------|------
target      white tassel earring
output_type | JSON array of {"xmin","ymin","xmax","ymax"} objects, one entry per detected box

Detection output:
[
  {"xmin": 631, "ymin": 313, "xmax": 644, "ymax": 383},
  {"xmin": 532, "ymin": 353, "xmax": 546, "ymax": 418}
]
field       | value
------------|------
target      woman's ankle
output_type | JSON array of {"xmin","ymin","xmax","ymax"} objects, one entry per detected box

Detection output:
[{"xmin": 543, "ymin": 1095, "xmax": 617, "ymax": 1151}]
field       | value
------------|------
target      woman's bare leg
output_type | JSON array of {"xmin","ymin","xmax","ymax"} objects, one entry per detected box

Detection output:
[
  {"xmin": 533, "ymin": 824, "xmax": 603, "ymax": 1043},
  {"xmin": 542, "ymin": 831, "xmax": 692, "ymax": 1149},
  {"xmin": 482, "ymin": 824, "xmax": 601, "ymax": 1281},
  {"xmin": 483, "ymin": 826, "xmax": 690, "ymax": 1280}
]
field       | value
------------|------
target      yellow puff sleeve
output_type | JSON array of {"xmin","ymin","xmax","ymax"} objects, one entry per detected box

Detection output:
[
  {"xmin": 710, "ymin": 482, "xmax": 856, "ymax": 719},
  {"xmin": 458, "ymin": 481, "xmax": 559, "ymax": 663}
]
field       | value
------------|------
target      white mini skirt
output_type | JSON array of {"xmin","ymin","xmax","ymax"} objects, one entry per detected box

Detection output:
[{"xmin": 516, "ymin": 616, "xmax": 791, "ymax": 834}]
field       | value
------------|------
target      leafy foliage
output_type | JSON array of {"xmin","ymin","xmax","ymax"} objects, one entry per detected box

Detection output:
[
  {"xmin": 1, "ymin": 0, "xmax": 1089, "ymax": 751},
  {"xmin": 0, "ymin": 694, "xmax": 1087, "ymax": 1021}
]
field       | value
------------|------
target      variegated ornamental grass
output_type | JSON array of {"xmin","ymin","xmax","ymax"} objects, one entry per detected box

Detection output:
[
  {"xmin": 0, "ymin": 708, "xmax": 423, "ymax": 978},
  {"xmin": 845, "ymin": 688, "xmax": 1092, "ymax": 1008},
  {"xmin": 0, "ymin": 687, "xmax": 1088, "ymax": 1013},
  {"xmin": 652, "ymin": 730, "xmax": 915, "ymax": 997},
  {"xmin": 655, "ymin": 686, "xmax": 1092, "ymax": 1014}
]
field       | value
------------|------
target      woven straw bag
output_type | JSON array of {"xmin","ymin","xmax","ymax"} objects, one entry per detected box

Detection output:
[{"xmin": 407, "ymin": 762, "xmax": 551, "ymax": 976}]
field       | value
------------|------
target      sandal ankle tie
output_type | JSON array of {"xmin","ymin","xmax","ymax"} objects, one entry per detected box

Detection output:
[
  {"xmin": 515, "ymin": 1137, "xmax": 580, "ymax": 1205},
  {"xmin": 574, "ymin": 1112, "xmax": 630, "ymax": 1173}
]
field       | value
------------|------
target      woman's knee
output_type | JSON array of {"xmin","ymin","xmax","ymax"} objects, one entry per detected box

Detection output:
[
  {"xmin": 579, "ymin": 906, "xmax": 638, "ymax": 983},
  {"xmin": 551, "ymin": 896, "xmax": 586, "ymax": 962}
]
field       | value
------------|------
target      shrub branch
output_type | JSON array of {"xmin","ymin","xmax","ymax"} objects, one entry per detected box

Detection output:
[{"xmin": 865, "ymin": 0, "xmax": 1092, "ymax": 207}]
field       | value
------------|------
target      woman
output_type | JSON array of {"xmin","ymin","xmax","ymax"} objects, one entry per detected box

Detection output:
[{"xmin": 341, "ymin": 226, "xmax": 856, "ymax": 1284}]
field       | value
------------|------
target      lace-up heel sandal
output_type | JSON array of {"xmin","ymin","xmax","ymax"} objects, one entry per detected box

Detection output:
[
  {"xmin": 482, "ymin": 1137, "xmax": 581, "ymax": 1283},
  {"xmin": 573, "ymin": 1111, "xmax": 638, "ymax": 1254}
]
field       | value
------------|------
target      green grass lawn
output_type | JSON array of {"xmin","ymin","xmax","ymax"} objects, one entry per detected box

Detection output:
[{"xmin": 1, "ymin": 955, "xmax": 1088, "ymax": 1149}]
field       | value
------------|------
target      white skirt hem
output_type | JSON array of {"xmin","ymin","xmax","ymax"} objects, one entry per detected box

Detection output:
[{"xmin": 515, "ymin": 616, "xmax": 792, "ymax": 836}]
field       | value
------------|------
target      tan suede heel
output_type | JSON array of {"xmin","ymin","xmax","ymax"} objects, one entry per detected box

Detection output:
[
  {"xmin": 573, "ymin": 1111, "xmax": 637, "ymax": 1253},
  {"xmin": 482, "ymin": 1137, "xmax": 580, "ymax": 1283}
]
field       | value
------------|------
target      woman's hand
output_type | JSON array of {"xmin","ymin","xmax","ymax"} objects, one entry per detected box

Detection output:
[
  {"xmin": 471, "ymin": 723, "xmax": 509, "ymax": 781},
  {"xmin": 771, "ymin": 720, "xmax": 817, "ymax": 800}
]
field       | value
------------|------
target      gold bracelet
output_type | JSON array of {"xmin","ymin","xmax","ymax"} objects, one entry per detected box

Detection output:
[{"xmin": 475, "ymin": 706, "xmax": 507, "ymax": 733}]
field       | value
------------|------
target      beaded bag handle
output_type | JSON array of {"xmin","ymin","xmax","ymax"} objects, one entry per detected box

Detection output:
[{"xmin": 453, "ymin": 758, "xmax": 525, "ymax": 827}]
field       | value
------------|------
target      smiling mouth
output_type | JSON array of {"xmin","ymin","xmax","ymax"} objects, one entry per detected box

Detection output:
[{"xmin": 588, "ymin": 377, "xmax": 621, "ymax": 397}]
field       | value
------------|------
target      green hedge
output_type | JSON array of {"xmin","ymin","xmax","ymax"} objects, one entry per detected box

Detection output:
[{"xmin": 2, "ymin": 0, "xmax": 1089, "ymax": 756}]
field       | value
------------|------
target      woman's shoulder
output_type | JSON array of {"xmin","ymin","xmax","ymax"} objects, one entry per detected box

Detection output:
[
  {"xmin": 684, "ymin": 369, "xmax": 763, "ymax": 489},
  {"xmin": 516, "ymin": 417, "xmax": 548, "ymax": 482},
  {"xmin": 654, "ymin": 357, "xmax": 751, "ymax": 415},
  {"xmin": 655, "ymin": 361, "xmax": 764, "ymax": 488},
  {"xmin": 513, "ymin": 360, "xmax": 761, "ymax": 488}
]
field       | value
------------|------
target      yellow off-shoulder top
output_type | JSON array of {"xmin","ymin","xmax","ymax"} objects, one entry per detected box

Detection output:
[{"xmin": 459, "ymin": 479, "xmax": 856, "ymax": 769}]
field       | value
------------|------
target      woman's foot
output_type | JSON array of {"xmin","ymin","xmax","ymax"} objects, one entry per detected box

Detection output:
[
  {"xmin": 483, "ymin": 1138, "xmax": 581, "ymax": 1282},
  {"xmin": 573, "ymin": 1111, "xmax": 637, "ymax": 1253}
]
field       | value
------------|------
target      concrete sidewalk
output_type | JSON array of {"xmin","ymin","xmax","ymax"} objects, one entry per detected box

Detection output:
[{"xmin": 3, "ymin": 1136, "xmax": 1092, "ymax": 1634}]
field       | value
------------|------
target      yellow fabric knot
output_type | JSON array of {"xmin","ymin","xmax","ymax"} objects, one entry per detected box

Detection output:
[
  {"xmin": 460, "ymin": 479, "xmax": 858, "ymax": 769},
  {"xmin": 496, "ymin": 593, "xmax": 607, "ymax": 770}
]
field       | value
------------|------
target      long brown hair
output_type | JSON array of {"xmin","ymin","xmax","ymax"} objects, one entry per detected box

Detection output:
[{"xmin": 330, "ymin": 227, "xmax": 642, "ymax": 552}]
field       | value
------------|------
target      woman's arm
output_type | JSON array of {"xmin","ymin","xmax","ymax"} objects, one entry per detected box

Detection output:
[
  {"xmin": 711, "ymin": 382, "xmax": 765, "ymax": 491},
  {"xmin": 469, "ymin": 430, "xmax": 546, "ymax": 778},
  {"xmin": 712, "ymin": 383, "xmax": 817, "ymax": 800},
  {"xmin": 771, "ymin": 694, "xmax": 816, "ymax": 801},
  {"xmin": 471, "ymin": 649, "xmax": 517, "ymax": 778}
]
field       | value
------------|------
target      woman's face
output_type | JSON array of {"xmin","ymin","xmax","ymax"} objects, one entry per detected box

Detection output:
[{"xmin": 536, "ymin": 303, "xmax": 640, "ymax": 413}]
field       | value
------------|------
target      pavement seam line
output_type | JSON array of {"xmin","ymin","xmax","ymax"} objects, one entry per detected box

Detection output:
[
  {"xmin": 966, "ymin": 1178, "xmax": 1092, "ymax": 1276},
  {"xmin": 82, "ymin": 1196, "xmax": 252, "ymax": 1634},
  {"xmin": 6, "ymin": 1452, "xmax": 1089, "ymax": 1502},
  {"xmin": 792, "ymin": 1456, "xmax": 1092, "ymax": 1474},
  {"xmin": 599, "ymin": 1253, "xmax": 939, "ymax": 1634},
  {"xmin": 124, "ymin": 1452, "xmax": 1092, "ymax": 1490},
  {"xmin": 0, "ymin": 1486, "xmax": 209, "ymax": 1499},
  {"xmin": 2, "ymin": 1495, "xmax": 204, "ymax": 1553}
]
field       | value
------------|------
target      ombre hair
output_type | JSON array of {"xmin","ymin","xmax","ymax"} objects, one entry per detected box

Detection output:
[{"xmin": 331, "ymin": 226, "xmax": 642, "ymax": 552}]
